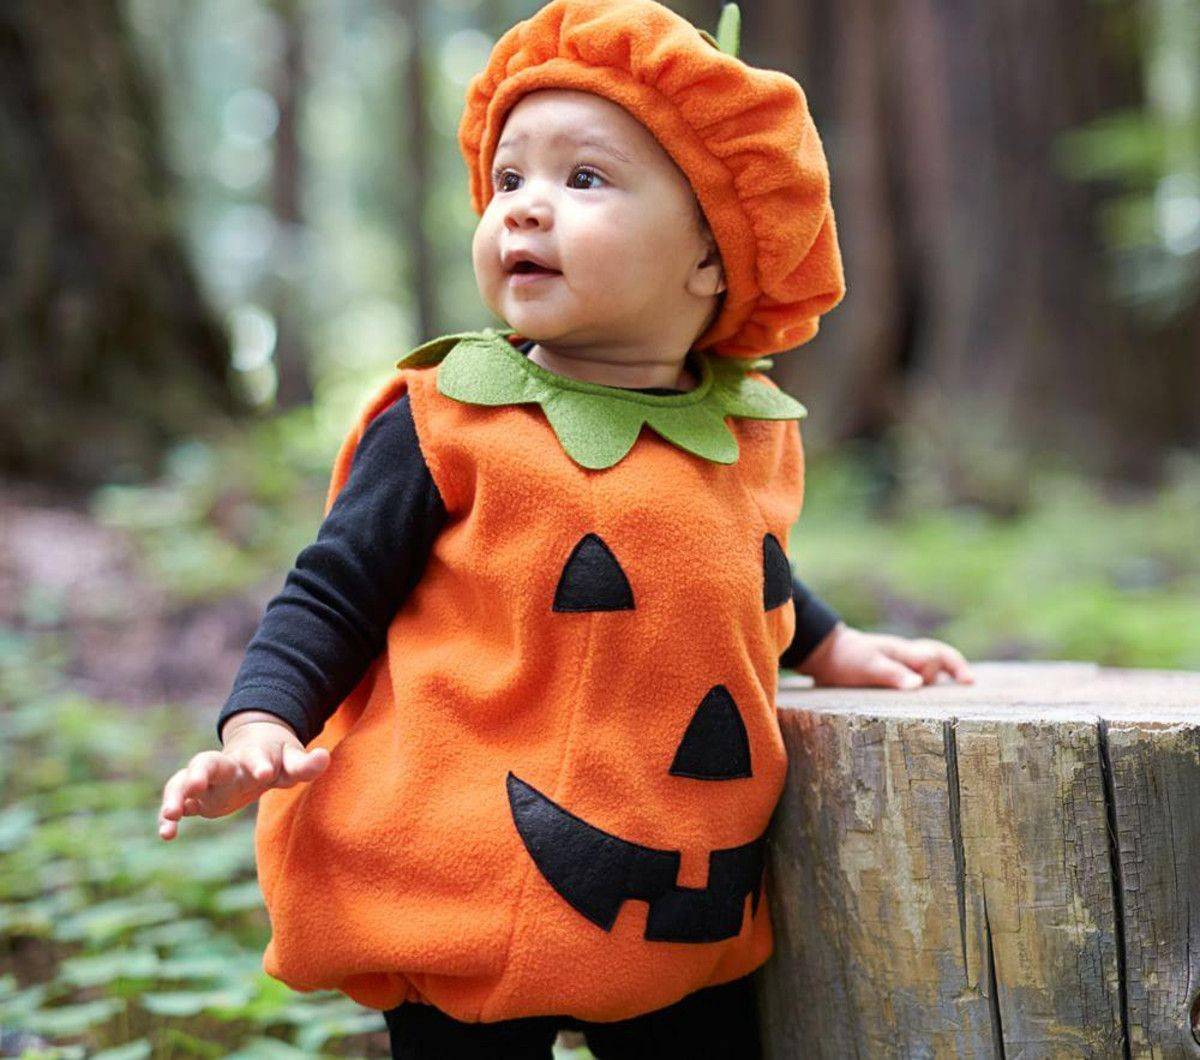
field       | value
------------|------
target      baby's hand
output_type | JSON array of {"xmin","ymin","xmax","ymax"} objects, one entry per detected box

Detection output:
[
  {"xmin": 157, "ymin": 712, "xmax": 330, "ymax": 840},
  {"xmin": 799, "ymin": 622, "xmax": 974, "ymax": 690}
]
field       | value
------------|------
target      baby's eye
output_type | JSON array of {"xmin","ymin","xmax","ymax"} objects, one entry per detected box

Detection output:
[
  {"xmin": 493, "ymin": 169, "xmax": 521, "ymax": 193},
  {"xmin": 568, "ymin": 167, "xmax": 605, "ymax": 190}
]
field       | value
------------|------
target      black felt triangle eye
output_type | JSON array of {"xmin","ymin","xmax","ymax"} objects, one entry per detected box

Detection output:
[
  {"xmin": 762, "ymin": 533, "xmax": 792, "ymax": 611},
  {"xmin": 553, "ymin": 533, "xmax": 635, "ymax": 612},
  {"xmin": 669, "ymin": 685, "xmax": 752, "ymax": 780}
]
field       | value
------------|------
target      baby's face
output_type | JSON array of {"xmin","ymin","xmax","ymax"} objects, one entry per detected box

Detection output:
[{"xmin": 472, "ymin": 89, "xmax": 719, "ymax": 361}]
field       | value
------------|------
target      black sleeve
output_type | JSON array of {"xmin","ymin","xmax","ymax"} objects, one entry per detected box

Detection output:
[
  {"xmin": 216, "ymin": 395, "xmax": 446, "ymax": 747},
  {"xmin": 779, "ymin": 576, "xmax": 842, "ymax": 669}
]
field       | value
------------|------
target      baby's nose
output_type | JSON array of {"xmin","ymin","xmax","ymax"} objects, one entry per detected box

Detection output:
[{"xmin": 504, "ymin": 194, "xmax": 552, "ymax": 230}]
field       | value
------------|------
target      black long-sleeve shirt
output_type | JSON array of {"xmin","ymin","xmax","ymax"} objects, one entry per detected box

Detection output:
[{"xmin": 218, "ymin": 392, "xmax": 841, "ymax": 747}]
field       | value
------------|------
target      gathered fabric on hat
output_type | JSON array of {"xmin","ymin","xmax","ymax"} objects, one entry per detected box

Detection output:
[{"xmin": 459, "ymin": 0, "xmax": 846, "ymax": 358}]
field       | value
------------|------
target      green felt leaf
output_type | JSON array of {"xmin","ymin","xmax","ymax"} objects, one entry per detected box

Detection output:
[
  {"xmin": 402, "ymin": 330, "xmax": 806, "ymax": 470},
  {"xmin": 438, "ymin": 334, "xmax": 541, "ymax": 405},
  {"xmin": 396, "ymin": 331, "xmax": 481, "ymax": 369},
  {"xmin": 711, "ymin": 360, "xmax": 808, "ymax": 420},
  {"xmin": 541, "ymin": 391, "xmax": 645, "ymax": 469},
  {"xmin": 647, "ymin": 400, "xmax": 740, "ymax": 463}
]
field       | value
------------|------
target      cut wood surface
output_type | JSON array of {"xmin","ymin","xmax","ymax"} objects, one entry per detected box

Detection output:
[{"xmin": 761, "ymin": 662, "xmax": 1200, "ymax": 1059}]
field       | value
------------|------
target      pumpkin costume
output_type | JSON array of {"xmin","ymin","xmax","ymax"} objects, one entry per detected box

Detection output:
[
  {"xmin": 244, "ymin": 332, "xmax": 811, "ymax": 1021},
  {"xmin": 218, "ymin": 0, "xmax": 847, "ymax": 1034}
]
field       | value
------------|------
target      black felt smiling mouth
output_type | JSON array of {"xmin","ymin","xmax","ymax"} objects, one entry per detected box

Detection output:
[{"xmin": 506, "ymin": 773, "xmax": 766, "ymax": 943}]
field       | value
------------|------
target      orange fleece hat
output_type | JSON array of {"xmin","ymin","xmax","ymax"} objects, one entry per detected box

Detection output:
[{"xmin": 459, "ymin": 0, "xmax": 845, "ymax": 358}]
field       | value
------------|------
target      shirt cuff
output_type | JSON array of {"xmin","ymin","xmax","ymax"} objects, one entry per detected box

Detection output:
[
  {"xmin": 779, "ymin": 577, "xmax": 842, "ymax": 669},
  {"xmin": 217, "ymin": 686, "xmax": 314, "ymax": 747}
]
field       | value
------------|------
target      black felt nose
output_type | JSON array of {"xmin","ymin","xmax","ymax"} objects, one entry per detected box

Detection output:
[{"xmin": 669, "ymin": 685, "xmax": 752, "ymax": 780}]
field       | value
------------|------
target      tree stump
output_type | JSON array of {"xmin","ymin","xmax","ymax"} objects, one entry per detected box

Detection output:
[{"xmin": 760, "ymin": 662, "xmax": 1200, "ymax": 1058}]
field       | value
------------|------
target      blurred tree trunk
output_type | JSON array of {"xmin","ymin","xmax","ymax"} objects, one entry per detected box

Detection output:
[
  {"xmin": 270, "ymin": 0, "xmax": 313, "ymax": 408},
  {"xmin": 0, "ymin": 0, "xmax": 235, "ymax": 487},
  {"xmin": 396, "ymin": 0, "xmax": 437, "ymax": 340},
  {"xmin": 750, "ymin": 0, "xmax": 1199, "ymax": 504}
]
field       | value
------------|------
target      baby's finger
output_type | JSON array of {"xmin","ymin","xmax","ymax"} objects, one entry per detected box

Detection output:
[
  {"xmin": 161, "ymin": 757, "xmax": 221, "ymax": 819},
  {"xmin": 864, "ymin": 654, "xmax": 923, "ymax": 691},
  {"xmin": 910, "ymin": 639, "xmax": 974, "ymax": 685},
  {"xmin": 873, "ymin": 641, "xmax": 935, "ymax": 684},
  {"xmin": 277, "ymin": 745, "xmax": 330, "ymax": 786},
  {"xmin": 159, "ymin": 767, "xmax": 191, "ymax": 821},
  {"xmin": 941, "ymin": 644, "xmax": 975, "ymax": 683},
  {"xmin": 886, "ymin": 639, "xmax": 969, "ymax": 686},
  {"xmin": 239, "ymin": 743, "xmax": 281, "ymax": 785},
  {"xmin": 184, "ymin": 751, "xmax": 238, "ymax": 797},
  {"xmin": 158, "ymin": 767, "xmax": 199, "ymax": 839}
]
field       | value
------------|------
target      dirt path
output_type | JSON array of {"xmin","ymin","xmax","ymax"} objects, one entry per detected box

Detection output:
[{"xmin": 1, "ymin": 483, "xmax": 270, "ymax": 715}]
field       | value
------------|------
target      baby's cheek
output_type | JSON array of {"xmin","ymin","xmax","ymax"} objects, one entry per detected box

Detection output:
[
  {"xmin": 470, "ymin": 219, "xmax": 493, "ymax": 276},
  {"xmin": 471, "ymin": 221, "xmax": 503, "ymax": 303}
]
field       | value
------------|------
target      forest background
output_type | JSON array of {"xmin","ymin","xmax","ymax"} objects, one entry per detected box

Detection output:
[{"xmin": 1, "ymin": 0, "xmax": 1198, "ymax": 1056}]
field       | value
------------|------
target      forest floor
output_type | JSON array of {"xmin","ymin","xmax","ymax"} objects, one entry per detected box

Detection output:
[{"xmin": 0, "ymin": 483, "xmax": 267, "ymax": 716}]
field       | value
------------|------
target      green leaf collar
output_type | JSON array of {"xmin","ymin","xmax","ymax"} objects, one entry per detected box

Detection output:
[{"xmin": 396, "ymin": 329, "xmax": 806, "ymax": 471}]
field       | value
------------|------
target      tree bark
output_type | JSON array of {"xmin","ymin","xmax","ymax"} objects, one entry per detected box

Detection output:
[
  {"xmin": 396, "ymin": 0, "xmax": 438, "ymax": 341},
  {"xmin": 745, "ymin": 0, "xmax": 1199, "ymax": 501},
  {"xmin": 763, "ymin": 663, "xmax": 1200, "ymax": 1057},
  {"xmin": 269, "ymin": 0, "xmax": 314, "ymax": 409},
  {"xmin": 0, "ymin": 0, "xmax": 235, "ymax": 487}
]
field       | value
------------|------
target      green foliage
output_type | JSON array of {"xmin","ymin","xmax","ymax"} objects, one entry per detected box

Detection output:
[
  {"xmin": 0, "ymin": 660, "xmax": 391, "ymax": 1057},
  {"xmin": 91, "ymin": 407, "xmax": 335, "ymax": 601},
  {"xmin": 1056, "ymin": 0, "xmax": 1200, "ymax": 310},
  {"xmin": 793, "ymin": 454, "xmax": 1200, "ymax": 670}
]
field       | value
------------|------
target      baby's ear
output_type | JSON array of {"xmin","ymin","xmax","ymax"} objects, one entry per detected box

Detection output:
[{"xmin": 694, "ymin": 242, "xmax": 727, "ymax": 297}]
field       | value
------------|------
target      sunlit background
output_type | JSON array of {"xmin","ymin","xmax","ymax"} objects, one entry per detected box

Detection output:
[{"xmin": 1, "ymin": 0, "xmax": 1198, "ymax": 1055}]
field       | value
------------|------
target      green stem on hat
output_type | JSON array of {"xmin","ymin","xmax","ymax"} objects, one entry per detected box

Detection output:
[
  {"xmin": 716, "ymin": 4, "xmax": 741, "ymax": 58},
  {"xmin": 697, "ymin": 4, "xmax": 741, "ymax": 58}
]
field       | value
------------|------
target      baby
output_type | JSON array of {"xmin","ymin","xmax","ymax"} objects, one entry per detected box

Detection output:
[{"xmin": 159, "ymin": 1, "xmax": 971, "ymax": 1056}]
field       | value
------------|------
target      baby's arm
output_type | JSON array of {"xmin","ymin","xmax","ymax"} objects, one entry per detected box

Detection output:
[{"xmin": 158, "ymin": 395, "xmax": 446, "ymax": 838}]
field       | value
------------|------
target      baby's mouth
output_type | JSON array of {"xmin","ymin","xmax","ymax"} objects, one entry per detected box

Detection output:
[
  {"xmin": 510, "ymin": 261, "xmax": 561, "ymax": 276},
  {"xmin": 507, "ymin": 259, "xmax": 563, "ymax": 286}
]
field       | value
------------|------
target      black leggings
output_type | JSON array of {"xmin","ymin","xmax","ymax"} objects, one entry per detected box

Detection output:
[{"xmin": 382, "ymin": 973, "xmax": 762, "ymax": 1059}]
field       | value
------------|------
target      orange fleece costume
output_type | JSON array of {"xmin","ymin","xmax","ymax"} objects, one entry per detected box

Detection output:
[
  {"xmin": 255, "ymin": 336, "xmax": 805, "ymax": 1020},
  {"xmin": 251, "ymin": 0, "xmax": 844, "ymax": 1025}
]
